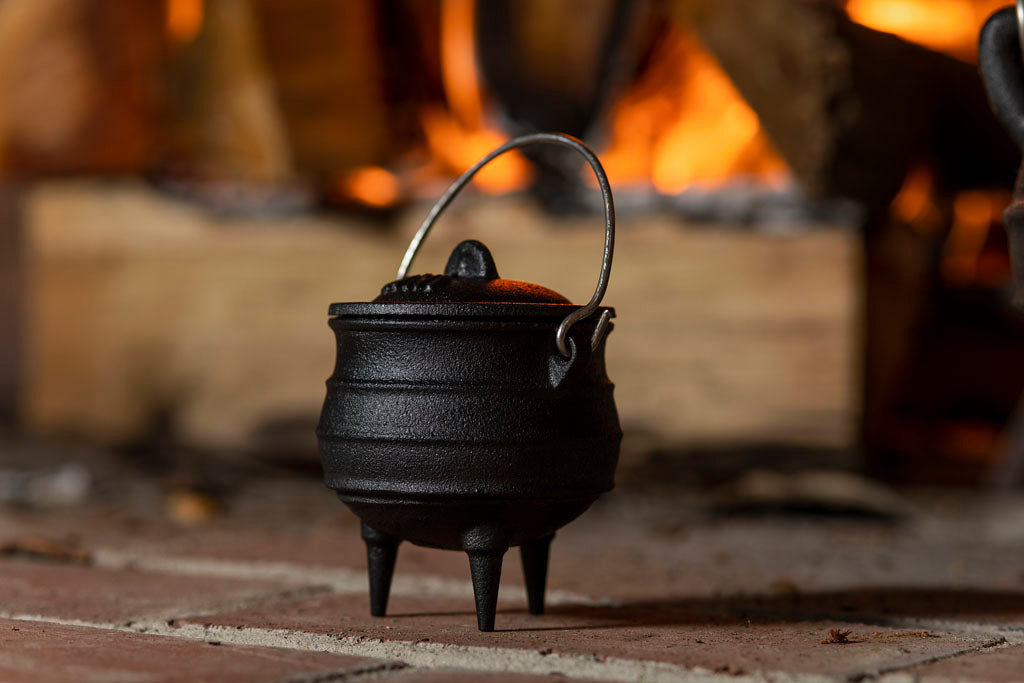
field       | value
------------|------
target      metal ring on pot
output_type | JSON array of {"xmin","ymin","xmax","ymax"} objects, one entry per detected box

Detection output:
[{"xmin": 395, "ymin": 132, "xmax": 616, "ymax": 358}]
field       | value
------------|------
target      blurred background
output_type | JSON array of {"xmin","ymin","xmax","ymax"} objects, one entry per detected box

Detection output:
[{"xmin": 2, "ymin": 0, "xmax": 1024, "ymax": 522}]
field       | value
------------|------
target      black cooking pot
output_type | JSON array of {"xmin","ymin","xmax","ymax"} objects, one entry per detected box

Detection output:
[
  {"xmin": 981, "ymin": 2, "xmax": 1024, "ymax": 306},
  {"xmin": 317, "ymin": 133, "xmax": 622, "ymax": 631}
]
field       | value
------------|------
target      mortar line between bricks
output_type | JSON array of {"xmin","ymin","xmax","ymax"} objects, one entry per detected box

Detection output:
[
  {"xmin": 726, "ymin": 607, "xmax": 1024, "ymax": 646},
  {"xmin": 0, "ymin": 612, "xmax": 840, "ymax": 683},
  {"xmin": 850, "ymin": 637, "xmax": 1011, "ymax": 682},
  {"xmin": 90, "ymin": 548, "xmax": 613, "ymax": 608},
  {"xmin": 859, "ymin": 618, "xmax": 1024, "ymax": 645},
  {"xmin": 276, "ymin": 660, "xmax": 408, "ymax": 683}
]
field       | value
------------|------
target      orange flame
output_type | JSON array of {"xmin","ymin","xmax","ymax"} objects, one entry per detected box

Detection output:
[
  {"xmin": 596, "ymin": 28, "xmax": 787, "ymax": 193},
  {"xmin": 846, "ymin": 0, "xmax": 1007, "ymax": 61},
  {"xmin": 421, "ymin": 0, "xmax": 531, "ymax": 194},
  {"xmin": 166, "ymin": 0, "xmax": 204, "ymax": 44},
  {"xmin": 335, "ymin": 166, "xmax": 401, "ymax": 208},
  {"xmin": 439, "ymin": 0, "xmax": 484, "ymax": 129}
]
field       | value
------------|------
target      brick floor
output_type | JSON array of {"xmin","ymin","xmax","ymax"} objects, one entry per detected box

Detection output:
[
  {"xmin": 25, "ymin": 493, "xmax": 1020, "ymax": 602},
  {"xmin": 184, "ymin": 592, "xmax": 1001, "ymax": 679},
  {"xmin": 0, "ymin": 618, "xmax": 382, "ymax": 683},
  {"xmin": 0, "ymin": 558, "xmax": 312, "ymax": 624},
  {"xmin": 3, "ymin": 480, "xmax": 1024, "ymax": 681}
]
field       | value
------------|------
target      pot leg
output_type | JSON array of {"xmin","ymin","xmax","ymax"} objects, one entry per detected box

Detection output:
[
  {"xmin": 520, "ymin": 533, "xmax": 554, "ymax": 615},
  {"xmin": 467, "ymin": 549, "xmax": 505, "ymax": 632},
  {"xmin": 361, "ymin": 523, "xmax": 400, "ymax": 617}
]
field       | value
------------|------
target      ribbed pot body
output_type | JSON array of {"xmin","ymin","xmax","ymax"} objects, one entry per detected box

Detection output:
[{"xmin": 317, "ymin": 302, "xmax": 621, "ymax": 549}]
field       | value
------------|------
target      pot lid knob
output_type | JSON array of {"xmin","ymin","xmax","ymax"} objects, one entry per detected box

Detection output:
[{"xmin": 444, "ymin": 240, "xmax": 499, "ymax": 279}]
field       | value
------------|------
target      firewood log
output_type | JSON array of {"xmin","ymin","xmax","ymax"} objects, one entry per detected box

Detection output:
[{"xmin": 671, "ymin": 0, "xmax": 1019, "ymax": 210}]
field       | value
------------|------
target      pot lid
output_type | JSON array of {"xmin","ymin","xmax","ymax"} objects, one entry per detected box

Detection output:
[{"xmin": 374, "ymin": 240, "xmax": 570, "ymax": 305}]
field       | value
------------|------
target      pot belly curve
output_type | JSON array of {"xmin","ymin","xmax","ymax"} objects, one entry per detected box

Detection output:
[{"xmin": 318, "ymin": 383, "xmax": 620, "ymax": 499}]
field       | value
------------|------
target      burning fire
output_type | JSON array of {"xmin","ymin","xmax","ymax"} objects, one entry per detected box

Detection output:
[
  {"xmin": 166, "ymin": 0, "xmax": 204, "ymax": 44},
  {"xmin": 336, "ymin": 0, "xmax": 1010, "ymax": 216},
  {"xmin": 347, "ymin": 0, "xmax": 789, "ymax": 206},
  {"xmin": 596, "ymin": 28, "xmax": 787, "ymax": 193}
]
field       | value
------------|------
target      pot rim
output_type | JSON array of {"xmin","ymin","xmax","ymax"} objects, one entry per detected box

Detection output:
[{"xmin": 328, "ymin": 302, "xmax": 616, "ymax": 320}]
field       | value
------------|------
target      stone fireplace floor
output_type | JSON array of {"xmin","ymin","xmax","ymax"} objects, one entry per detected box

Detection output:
[{"xmin": 2, "ymin": 460, "xmax": 1024, "ymax": 682}]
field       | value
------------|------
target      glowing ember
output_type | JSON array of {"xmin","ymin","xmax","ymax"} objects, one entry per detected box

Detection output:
[
  {"xmin": 596, "ymin": 27, "xmax": 787, "ymax": 193},
  {"xmin": 422, "ymin": 0, "xmax": 531, "ymax": 194},
  {"xmin": 892, "ymin": 169, "xmax": 1011, "ymax": 286},
  {"xmin": 166, "ymin": 0, "xmax": 204, "ymax": 44},
  {"xmin": 845, "ymin": 0, "xmax": 1007, "ymax": 61},
  {"xmin": 891, "ymin": 166, "xmax": 942, "ymax": 233},
  {"xmin": 336, "ymin": 166, "xmax": 401, "ymax": 208},
  {"xmin": 943, "ymin": 190, "xmax": 1012, "ymax": 285}
]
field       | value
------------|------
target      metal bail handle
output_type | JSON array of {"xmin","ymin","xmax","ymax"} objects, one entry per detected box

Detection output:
[{"xmin": 396, "ymin": 132, "xmax": 615, "ymax": 358}]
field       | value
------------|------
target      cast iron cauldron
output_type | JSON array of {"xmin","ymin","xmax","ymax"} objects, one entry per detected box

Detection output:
[
  {"xmin": 317, "ymin": 133, "xmax": 622, "ymax": 631},
  {"xmin": 981, "ymin": 1, "xmax": 1024, "ymax": 306}
]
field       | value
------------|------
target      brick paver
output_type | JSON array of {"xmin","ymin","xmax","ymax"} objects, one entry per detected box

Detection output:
[
  {"xmin": 0, "ymin": 618, "xmax": 382, "ymax": 683},
  {"xmin": 0, "ymin": 558, "xmax": 311, "ymax": 623}
]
